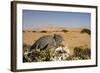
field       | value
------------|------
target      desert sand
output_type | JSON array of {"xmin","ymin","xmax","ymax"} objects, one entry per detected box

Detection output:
[{"xmin": 23, "ymin": 27, "xmax": 91, "ymax": 55}]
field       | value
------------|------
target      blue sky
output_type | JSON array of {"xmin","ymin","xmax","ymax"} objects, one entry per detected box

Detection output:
[{"xmin": 22, "ymin": 10, "xmax": 91, "ymax": 30}]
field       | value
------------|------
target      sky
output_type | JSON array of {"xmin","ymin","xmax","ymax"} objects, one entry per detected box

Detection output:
[{"xmin": 22, "ymin": 10, "xmax": 91, "ymax": 30}]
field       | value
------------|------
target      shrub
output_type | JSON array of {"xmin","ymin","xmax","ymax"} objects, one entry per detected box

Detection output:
[
  {"xmin": 23, "ymin": 31, "xmax": 25, "ymax": 32},
  {"xmin": 40, "ymin": 30, "xmax": 47, "ymax": 33},
  {"xmin": 23, "ymin": 48, "xmax": 52, "ymax": 62},
  {"xmin": 73, "ymin": 47, "xmax": 91, "ymax": 60},
  {"xmin": 74, "ymin": 47, "xmax": 83, "ymax": 57},
  {"xmin": 82, "ymin": 48, "xmax": 91, "ymax": 59},
  {"xmin": 80, "ymin": 28, "xmax": 91, "ymax": 35},
  {"xmin": 23, "ymin": 45, "xmax": 91, "ymax": 62},
  {"xmin": 29, "ymin": 49, "xmax": 51, "ymax": 62},
  {"xmin": 61, "ymin": 29, "xmax": 68, "ymax": 33},
  {"xmin": 32, "ymin": 31, "xmax": 36, "ymax": 32}
]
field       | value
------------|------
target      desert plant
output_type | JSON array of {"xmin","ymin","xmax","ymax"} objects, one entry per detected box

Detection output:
[
  {"xmin": 73, "ymin": 47, "xmax": 91, "ymax": 60},
  {"xmin": 32, "ymin": 31, "xmax": 36, "ymax": 32},
  {"xmin": 23, "ymin": 31, "xmax": 26, "ymax": 32},
  {"xmin": 61, "ymin": 29, "xmax": 68, "ymax": 33},
  {"xmin": 25, "ymin": 49, "xmax": 51, "ymax": 62},
  {"xmin": 74, "ymin": 47, "xmax": 83, "ymax": 57},
  {"xmin": 23, "ymin": 46, "xmax": 71, "ymax": 62},
  {"xmin": 82, "ymin": 48, "xmax": 91, "ymax": 59},
  {"xmin": 40, "ymin": 30, "xmax": 47, "ymax": 33},
  {"xmin": 80, "ymin": 28, "xmax": 91, "ymax": 35}
]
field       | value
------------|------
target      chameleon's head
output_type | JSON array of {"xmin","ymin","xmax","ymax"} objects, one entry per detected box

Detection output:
[{"xmin": 53, "ymin": 34, "xmax": 64, "ymax": 46}]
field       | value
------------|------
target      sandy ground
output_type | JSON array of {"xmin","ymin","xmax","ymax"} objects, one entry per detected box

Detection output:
[{"xmin": 23, "ymin": 28, "xmax": 91, "ymax": 55}]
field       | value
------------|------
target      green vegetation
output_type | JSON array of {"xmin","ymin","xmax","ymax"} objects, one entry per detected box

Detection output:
[
  {"xmin": 80, "ymin": 28, "xmax": 91, "ymax": 35},
  {"xmin": 31, "ymin": 49, "xmax": 49, "ymax": 62},
  {"xmin": 23, "ymin": 43, "xmax": 91, "ymax": 62},
  {"xmin": 24, "ymin": 49, "xmax": 53, "ymax": 62}
]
